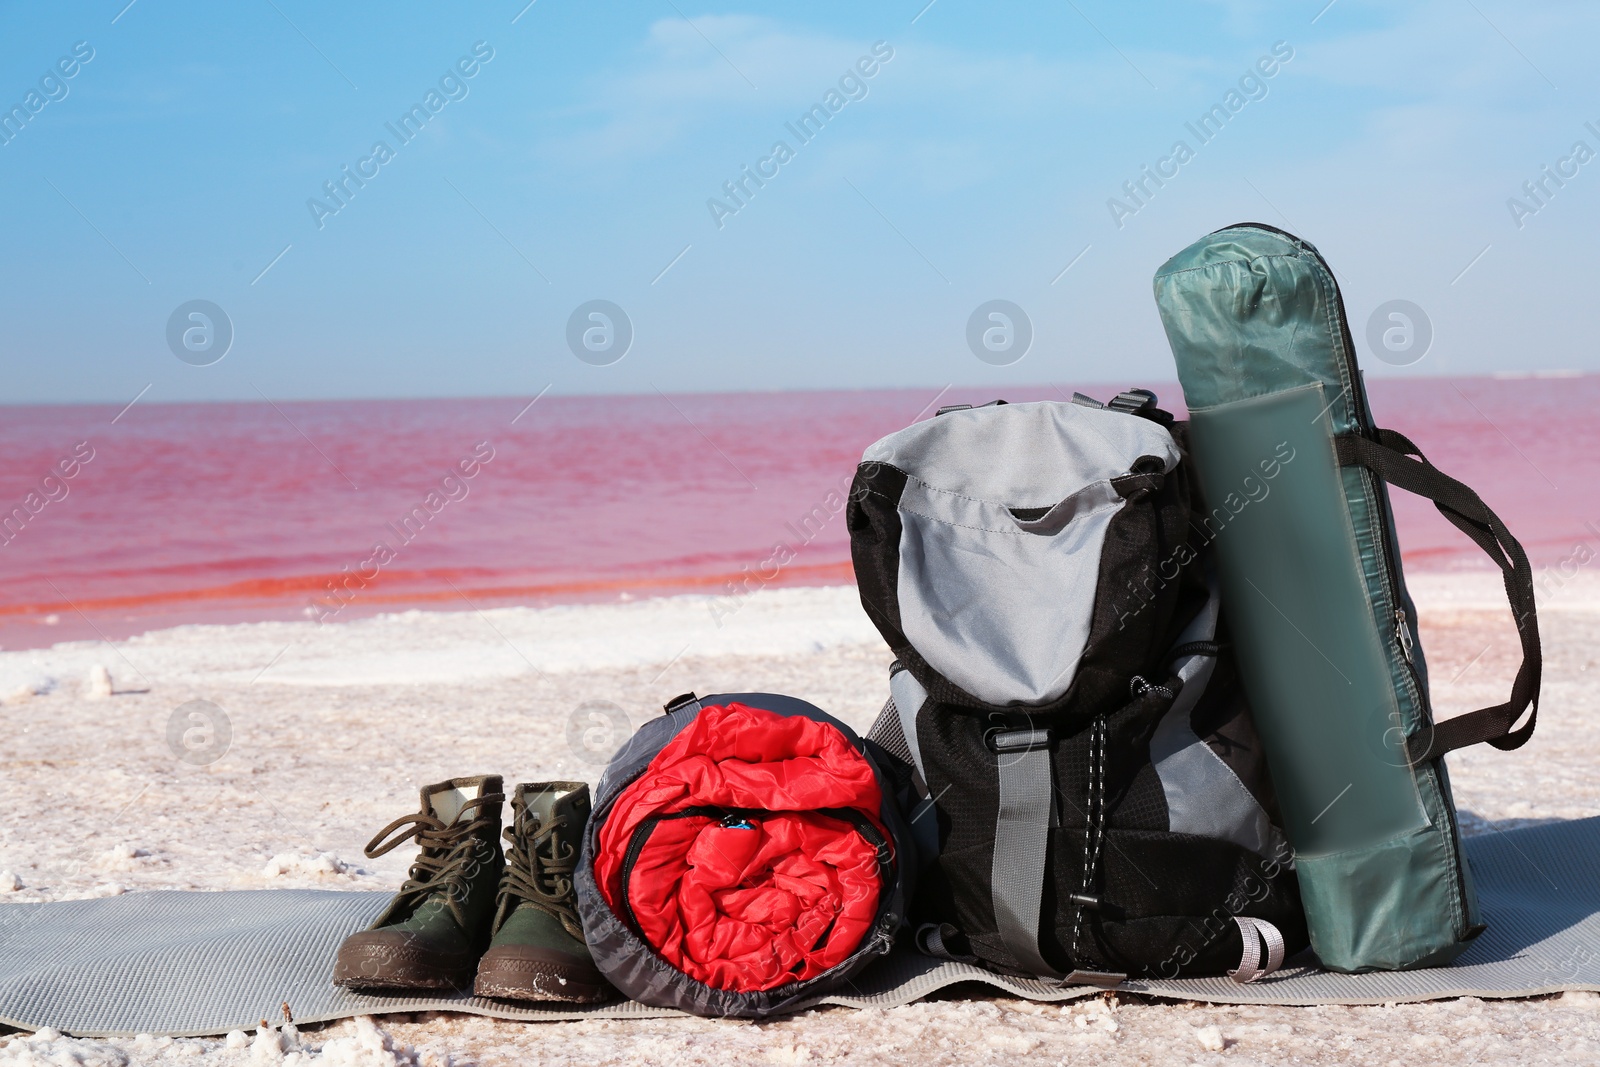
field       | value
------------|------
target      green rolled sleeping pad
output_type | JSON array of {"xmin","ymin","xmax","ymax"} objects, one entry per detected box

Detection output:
[{"xmin": 1152, "ymin": 223, "xmax": 1542, "ymax": 972}]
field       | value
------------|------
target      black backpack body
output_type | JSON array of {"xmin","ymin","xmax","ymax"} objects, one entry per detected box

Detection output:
[{"xmin": 847, "ymin": 392, "xmax": 1306, "ymax": 982}]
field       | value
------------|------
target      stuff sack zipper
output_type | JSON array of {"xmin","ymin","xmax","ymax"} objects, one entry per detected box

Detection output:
[{"xmin": 616, "ymin": 804, "xmax": 894, "ymax": 940}]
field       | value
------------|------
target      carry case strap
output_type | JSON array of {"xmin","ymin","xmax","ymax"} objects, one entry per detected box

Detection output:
[{"xmin": 1333, "ymin": 429, "xmax": 1541, "ymax": 763}]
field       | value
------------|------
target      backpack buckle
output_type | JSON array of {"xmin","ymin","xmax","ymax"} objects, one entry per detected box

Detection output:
[
  {"xmin": 987, "ymin": 727, "xmax": 1052, "ymax": 753},
  {"xmin": 1063, "ymin": 969, "xmax": 1126, "ymax": 989},
  {"xmin": 1107, "ymin": 388, "xmax": 1157, "ymax": 414}
]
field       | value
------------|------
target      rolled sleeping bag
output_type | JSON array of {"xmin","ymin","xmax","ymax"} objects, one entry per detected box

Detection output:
[
  {"xmin": 1152, "ymin": 223, "xmax": 1540, "ymax": 971},
  {"xmin": 576, "ymin": 692, "xmax": 913, "ymax": 1017}
]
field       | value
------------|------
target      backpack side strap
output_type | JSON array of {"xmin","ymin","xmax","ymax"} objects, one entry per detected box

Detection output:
[{"xmin": 1332, "ymin": 429, "xmax": 1541, "ymax": 763}]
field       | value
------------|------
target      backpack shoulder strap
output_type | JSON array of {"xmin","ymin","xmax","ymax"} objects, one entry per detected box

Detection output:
[{"xmin": 1332, "ymin": 429, "xmax": 1541, "ymax": 763}]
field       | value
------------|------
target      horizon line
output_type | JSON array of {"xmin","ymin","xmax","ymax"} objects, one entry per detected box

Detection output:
[{"xmin": 3, "ymin": 369, "xmax": 1586, "ymax": 410}]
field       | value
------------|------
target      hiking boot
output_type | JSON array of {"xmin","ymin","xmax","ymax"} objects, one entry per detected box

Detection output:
[
  {"xmin": 333, "ymin": 775, "xmax": 505, "ymax": 992},
  {"xmin": 474, "ymin": 782, "xmax": 615, "ymax": 1003}
]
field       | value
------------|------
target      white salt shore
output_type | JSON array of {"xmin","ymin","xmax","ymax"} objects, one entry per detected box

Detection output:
[{"xmin": 1, "ymin": 574, "xmax": 1597, "ymax": 1065}]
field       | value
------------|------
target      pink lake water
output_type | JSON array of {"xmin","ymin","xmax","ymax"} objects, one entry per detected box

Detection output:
[{"xmin": 2, "ymin": 377, "xmax": 1595, "ymax": 651}]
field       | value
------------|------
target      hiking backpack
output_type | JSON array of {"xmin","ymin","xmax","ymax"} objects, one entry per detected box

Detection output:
[
  {"xmin": 847, "ymin": 392, "xmax": 1306, "ymax": 982},
  {"xmin": 575, "ymin": 691, "xmax": 914, "ymax": 1017}
]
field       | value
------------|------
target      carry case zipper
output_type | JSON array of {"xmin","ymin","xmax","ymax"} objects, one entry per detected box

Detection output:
[{"xmin": 1395, "ymin": 607, "xmax": 1414, "ymax": 664}]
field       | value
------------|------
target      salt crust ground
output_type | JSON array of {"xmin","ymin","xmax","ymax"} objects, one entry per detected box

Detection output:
[{"xmin": 1, "ymin": 574, "xmax": 1597, "ymax": 1065}]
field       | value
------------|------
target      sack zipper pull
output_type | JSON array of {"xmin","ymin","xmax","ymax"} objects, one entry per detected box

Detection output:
[{"xmin": 1394, "ymin": 607, "xmax": 1414, "ymax": 663}]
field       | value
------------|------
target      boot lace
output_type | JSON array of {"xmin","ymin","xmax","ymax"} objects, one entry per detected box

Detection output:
[
  {"xmin": 495, "ymin": 801, "xmax": 583, "ymax": 940},
  {"xmin": 364, "ymin": 791, "xmax": 503, "ymax": 929}
]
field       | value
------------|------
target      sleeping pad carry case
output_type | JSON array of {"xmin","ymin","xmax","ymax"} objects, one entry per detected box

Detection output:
[
  {"xmin": 849, "ymin": 394, "xmax": 1308, "ymax": 983},
  {"xmin": 1152, "ymin": 223, "xmax": 1542, "ymax": 971},
  {"xmin": 575, "ymin": 692, "xmax": 913, "ymax": 1018}
]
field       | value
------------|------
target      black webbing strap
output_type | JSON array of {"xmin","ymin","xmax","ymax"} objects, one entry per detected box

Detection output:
[{"xmin": 1333, "ymin": 429, "xmax": 1541, "ymax": 763}]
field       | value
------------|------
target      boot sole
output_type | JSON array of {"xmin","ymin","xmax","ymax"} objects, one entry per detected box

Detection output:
[
  {"xmin": 473, "ymin": 949, "xmax": 616, "ymax": 1004},
  {"xmin": 332, "ymin": 934, "xmax": 477, "ymax": 992},
  {"xmin": 473, "ymin": 975, "xmax": 615, "ymax": 1003}
]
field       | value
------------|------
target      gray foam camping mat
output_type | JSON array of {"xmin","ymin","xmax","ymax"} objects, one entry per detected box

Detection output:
[{"xmin": 3, "ymin": 817, "xmax": 1600, "ymax": 1037}]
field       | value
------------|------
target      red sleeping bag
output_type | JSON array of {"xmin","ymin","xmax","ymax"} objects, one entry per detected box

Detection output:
[{"xmin": 594, "ymin": 702, "xmax": 889, "ymax": 992}]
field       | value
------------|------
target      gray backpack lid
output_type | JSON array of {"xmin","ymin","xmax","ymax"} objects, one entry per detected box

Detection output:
[{"xmin": 861, "ymin": 401, "xmax": 1180, "ymax": 706}]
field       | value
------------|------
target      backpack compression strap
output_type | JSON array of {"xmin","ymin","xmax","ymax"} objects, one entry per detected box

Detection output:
[
  {"xmin": 1229, "ymin": 917, "xmax": 1286, "ymax": 983},
  {"xmin": 989, "ymin": 725, "xmax": 1061, "ymax": 978},
  {"xmin": 1333, "ymin": 429, "xmax": 1541, "ymax": 764}
]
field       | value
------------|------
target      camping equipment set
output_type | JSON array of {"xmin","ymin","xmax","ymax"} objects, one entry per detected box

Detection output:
[{"xmin": 335, "ymin": 224, "xmax": 1541, "ymax": 1015}]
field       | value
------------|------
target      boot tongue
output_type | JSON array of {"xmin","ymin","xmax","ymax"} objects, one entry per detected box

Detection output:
[
  {"xmin": 427, "ymin": 781, "xmax": 485, "ymax": 825},
  {"xmin": 506, "ymin": 783, "xmax": 588, "ymax": 940},
  {"xmin": 522, "ymin": 783, "xmax": 580, "ymax": 823}
]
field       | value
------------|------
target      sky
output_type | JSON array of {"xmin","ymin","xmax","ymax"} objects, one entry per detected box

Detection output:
[{"xmin": 2, "ymin": 0, "xmax": 1597, "ymax": 404}]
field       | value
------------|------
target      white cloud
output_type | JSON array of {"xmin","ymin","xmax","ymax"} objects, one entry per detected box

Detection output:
[{"xmin": 537, "ymin": 14, "xmax": 1222, "ymax": 165}]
